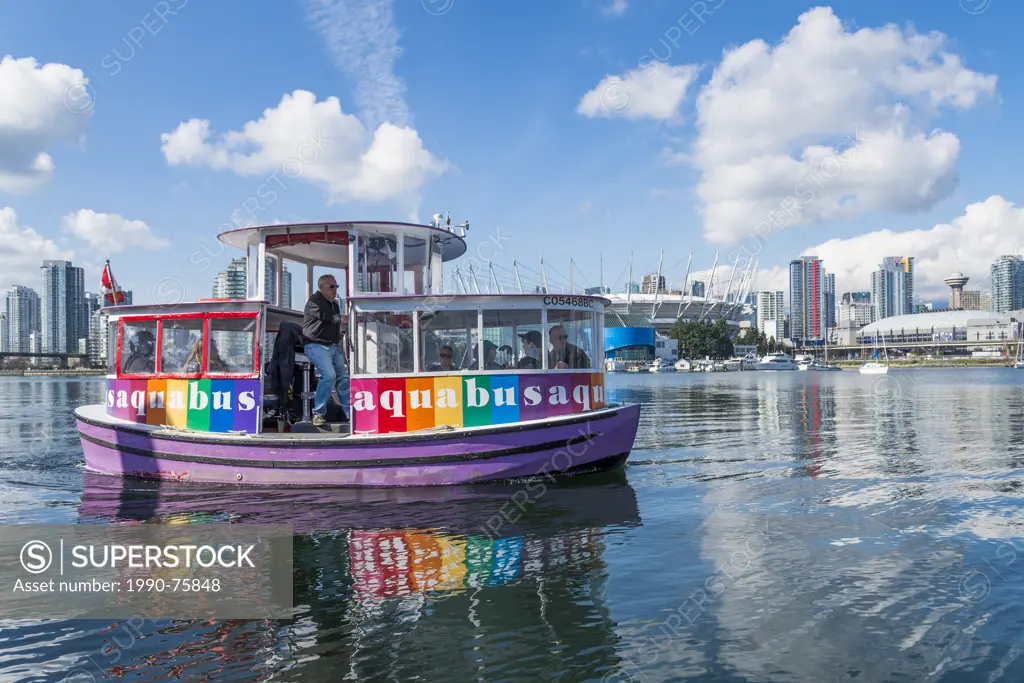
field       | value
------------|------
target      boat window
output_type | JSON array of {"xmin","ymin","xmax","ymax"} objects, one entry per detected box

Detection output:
[
  {"xmin": 246, "ymin": 243, "xmax": 261, "ymax": 300},
  {"xmin": 545, "ymin": 309, "xmax": 597, "ymax": 370},
  {"xmin": 419, "ymin": 309, "xmax": 479, "ymax": 372},
  {"xmin": 106, "ymin": 319, "xmax": 118, "ymax": 374},
  {"xmin": 354, "ymin": 311, "xmax": 415, "ymax": 375},
  {"xmin": 482, "ymin": 309, "xmax": 543, "ymax": 371},
  {"xmin": 429, "ymin": 236, "xmax": 444, "ymax": 294},
  {"xmin": 160, "ymin": 318, "xmax": 204, "ymax": 375},
  {"xmin": 355, "ymin": 232, "xmax": 400, "ymax": 294},
  {"xmin": 207, "ymin": 316, "xmax": 257, "ymax": 375},
  {"xmin": 402, "ymin": 234, "xmax": 427, "ymax": 295},
  {"xmin": 120, "ymin": 321, "xmax": 157, "ymax": 375},
  {"xmin": 264, "ymin": 253, "xmax": 297, "ymax": 308}
]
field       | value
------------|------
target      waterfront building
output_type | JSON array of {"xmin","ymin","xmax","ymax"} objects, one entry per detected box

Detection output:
[
  {"xmin": 755, "ymin": 290, "xmax": 785, "ymax": 339},
  {"xmin": 960, "ymin": 290, "xmax": 991, "ymax": 311},
  {"xmin": 824, "ymin": 273, "xmax": 836, "ymax": 328},
  {"xmin": 2, "ymin": 285, "xmax": 42, "ymax": 353},
  {"xmin": 839, "ymin": 299, "xmax": 873, "ymax": 327},
  {"xmin": 0, "ymin": 312, "xmax": 6, "ymax": 352},
  {"xmin": 40, "ymin": 260, "xmax": 87, "ymax": 353},
  {"xmin": 842, "ymin": 291, "xmax": 871, "ymax": 304},
  {"xmin": 89, "ymin": 309, "xmax": 108, "ymax": 367},
  {"xmin": 990, "ymin": 255, "xmax": 1024, "ymax": 312},
  {"xmin": 584, "ymin": 286, "xmax": 611, "ymax": 295},
  {"xmin": 690, "ymin": 280, "xmax": 706, "ymax": 297},
  {"xmin": 213, "ymin": 258, "xmax": 247, "ymax": 299},
  {"xmin": 857, "ymin": 309, "xmax": 1020, "ymax": 345},
  {"xmin": 788, "ymin": 256, "xmax": 826, "ymax": 342},
  {"xmin": 871, "ymin": 256, "xmax": 915, "ymax": 320},
  {"xmin": 641, "ymin": 273, "xmax": 666, "ymax": 294},
  {"xmin": 215, "ymin": 257, "xmax": 293, "ymax": 307}
]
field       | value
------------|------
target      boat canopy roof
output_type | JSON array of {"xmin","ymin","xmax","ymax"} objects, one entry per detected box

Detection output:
[{"xmin": 217, "ymin": 221, "xmax": 468, "ymax": 267}]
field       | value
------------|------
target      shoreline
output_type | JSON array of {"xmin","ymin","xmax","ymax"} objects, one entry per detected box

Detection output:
[{"xmin": 832, "ymin": 359, "xmax": 1014, "ymax": 369}]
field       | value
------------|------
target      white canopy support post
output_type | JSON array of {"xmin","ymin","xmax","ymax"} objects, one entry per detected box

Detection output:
[
  {"xmin": 514, "ymin": 258, "xmax": 524, "ymax": 293},
  {"xmin": 678, "ymin": 249, "xmax": 693, "ymax": 318},
  {"xmin": 274, "ymin": 254, "xmax": 283, "ymax": 307},
  {"xmin": 470, "ymin": 264, "xmax": 481, "ymax": 294},
  {"xmin": 655, "ymin": 250, "xmax": 664, "ymax": 306},
  {"xmin": 699, "ymin": 251, "xmax": 719, "ymax": 320},
  {"xmin": 720, "ymin": 252, "xmax": 740, "ymax": 315}
]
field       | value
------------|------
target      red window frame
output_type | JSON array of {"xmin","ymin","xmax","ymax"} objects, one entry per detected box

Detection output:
[
  {"xmin": 205, "ymin": 312, "xmax": 261, "ymax": 379},
  {"xmin": 116, "ymin": 312, "xmax": 260, "ymax": 380}
]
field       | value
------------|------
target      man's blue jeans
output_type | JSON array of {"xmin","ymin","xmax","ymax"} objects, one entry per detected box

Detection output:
[{"xmin": 304, "ymin": 343, "xmax": 350, "ymax": 418}]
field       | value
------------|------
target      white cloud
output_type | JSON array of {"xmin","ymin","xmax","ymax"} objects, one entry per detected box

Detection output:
[
  {"xmin": 302, "ymin": 0, "xmax": 409, "ymax": 131},
  {"xmin": 692, "ymin": 7, "xmax": 997, "ymax": 245},
  {"xmin": 0, "ymin": 55, "xmax": 93, "ymax": 194},
  {"xmin": 61, "ymin": 209, "xmax": 170, "ymax": 254},
  {"xmin": 789, "ymin": 195, "xmax": 1024, "ymax": 299},
  {"xmin": 577, "ymin": 64, "xmax": 700, "ymax": 121},
  {"xmin": 160, "ymin": 89, "xmax": 447, "ymax": 204},
  {"xmin": 602, "ymin": 0, "xmax": 628, "ymax": 16},
  {"xmin": 579, "ymin": 200, "xmax": 594, "ymax": 214},
  {"xmin": 0, "ymin": 207, "xmax": 73, "ymax": 289}
]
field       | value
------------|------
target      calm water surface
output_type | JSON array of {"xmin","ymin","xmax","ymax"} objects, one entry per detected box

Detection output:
[{"xmin": 2, "ymin": 371, "xmax": 1024, "ymax": 681}]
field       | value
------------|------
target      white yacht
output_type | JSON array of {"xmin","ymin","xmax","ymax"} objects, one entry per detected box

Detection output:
[
  {"xmin": 756, "ymin": 352, "xmax": 799, "ymax": 371},
  {"xmin": 648, "ymin": 358, "xmax": 677, "ymax": 373},
  {"xmin": 805, "ymin": 358, "xmax": 842, "ymax": 372}
]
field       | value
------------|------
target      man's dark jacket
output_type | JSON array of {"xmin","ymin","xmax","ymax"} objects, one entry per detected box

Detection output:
[
  {"xmin": 303, "ymin": 291, "xmax": 342, "ymax": 346},
  {"xmin": 264, "ymin": 321, "xmax": 304, "ymax": 416},
  {"xmin": 549, "ymin": 343, "xmax": 591, "ymax": 370}
]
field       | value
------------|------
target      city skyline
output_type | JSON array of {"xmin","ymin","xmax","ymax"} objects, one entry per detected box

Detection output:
[{"xmin": 0, "ymin": 259, "xmax": 132, "ymax": 361}]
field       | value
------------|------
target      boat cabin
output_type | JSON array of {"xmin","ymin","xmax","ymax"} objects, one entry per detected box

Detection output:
[{"xmin": 100, "ymin": 221, "xmax": 609, "ymax": 436}]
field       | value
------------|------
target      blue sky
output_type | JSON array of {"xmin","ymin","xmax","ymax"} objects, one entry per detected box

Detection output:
[{"xmin": 1, "ymin": 0, "xmax": 1020, "ymax": 306}]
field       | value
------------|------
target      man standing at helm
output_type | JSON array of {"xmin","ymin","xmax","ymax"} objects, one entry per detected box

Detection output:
[{"xmin": 303, "ymin": 274, "xmax": 350, "ymax": 426}]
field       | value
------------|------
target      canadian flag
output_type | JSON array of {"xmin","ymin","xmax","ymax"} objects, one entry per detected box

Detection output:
[{"xmin": 101, "ymin": 260, "xmax": 126, "ymax": 305}]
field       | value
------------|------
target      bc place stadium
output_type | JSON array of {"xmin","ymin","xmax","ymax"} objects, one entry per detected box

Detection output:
[{"xmin": 438, "ymin": 239, "xmax": 754, "ymax": 369}]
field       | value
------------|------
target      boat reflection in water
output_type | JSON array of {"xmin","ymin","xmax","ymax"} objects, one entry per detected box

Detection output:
[{"xmin": 74, "ymin": 472, "xmax": 641, "ymax": 681}]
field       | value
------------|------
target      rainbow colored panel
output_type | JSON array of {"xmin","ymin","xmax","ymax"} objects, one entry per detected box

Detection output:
[
  {"xmin": 105, "ymin": 378, "xmax": 261, "ymax": 434},
  {"xmin": 350, "ymin": 372, "xmax": 606, "ymax": 435}
]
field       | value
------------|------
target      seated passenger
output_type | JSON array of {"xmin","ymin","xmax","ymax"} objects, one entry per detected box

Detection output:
[
  {"xmin": 548, "ymin": 325, "xmax": 591, "ymax": 369},
  {"xmin": 480, "ymin": 340, "xmax": 505, "ymax": 370},
  {"xmin": 207, "ymin": 340, "xmax": 232, "ymax": 373},
  {"xmin": 183, "ymin": 336, "xmax": 203, "ymax": 374},
  {"xmin": 516, "ymin": 331, "xmax": 542, "ymax": 369},
  {"xmin": 427, "ymin": 345, "xmax": 455, "ymax": 372},
  {"xmin": 122, "ymin": 330, "xmax": 156, "ymax": 374}
]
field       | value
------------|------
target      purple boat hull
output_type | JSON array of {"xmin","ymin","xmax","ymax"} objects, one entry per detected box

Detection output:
[{"xmin": 74, "ymin": 403, "xmax": 641, "ymax": 487}]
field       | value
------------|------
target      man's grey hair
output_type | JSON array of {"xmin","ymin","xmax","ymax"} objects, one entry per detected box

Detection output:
[{"xmin": 317, "ymin": 274, "xmax": 337, "ymax": 288}]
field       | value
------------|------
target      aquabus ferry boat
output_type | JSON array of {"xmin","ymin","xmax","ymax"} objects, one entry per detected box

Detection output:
[{"xmin": 73, "ymin": 220, "xmax": 641, "ymax": 486}]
